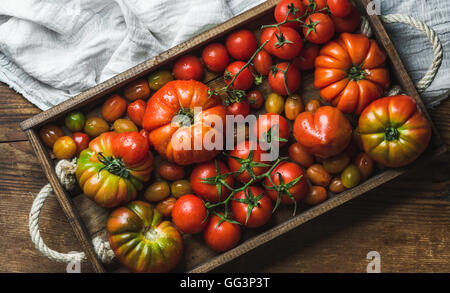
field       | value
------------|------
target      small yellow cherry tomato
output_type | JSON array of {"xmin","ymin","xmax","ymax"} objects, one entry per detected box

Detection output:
[
  {"xmin": 112, "ymin": 118, "xmax": 138, "ymax": 133},
  {"xmin": 53, "ymin": 136, "xmax": 77, "ymax": 160},
  {"xmin": 265, "ymin": 92, "xmax": 284, "ymax": 114}
]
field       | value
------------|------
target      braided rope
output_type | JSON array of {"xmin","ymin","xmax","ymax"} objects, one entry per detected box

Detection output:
[{"xmin": 28, "ymin": 159, "xmax": 115, "ymax": 264}]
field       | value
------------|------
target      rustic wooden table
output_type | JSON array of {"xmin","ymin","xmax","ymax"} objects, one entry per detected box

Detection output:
[{"xmin": 0, "ymin": 81, "xmax": 449, "ymax": 273}]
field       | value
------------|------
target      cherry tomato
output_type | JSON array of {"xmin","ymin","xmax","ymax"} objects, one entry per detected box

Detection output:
[
  {"xmin": 226, "ymin": 29, "xmax": 257, "ymax": 61},
  {"xmin": 303, "ymin": 13, "xmax": 335, "ymax": 44},
  {"xmin": 123, "ymin": 79, "xmax": 150, "ymax": 101},
  {"xmin": 158, "ymin": 161, "xmax": 185, "ymax": 181},
  {"xmin": 341, "ymin": 164, "xmax": 361, "ymax": 188},
  {"xmin": 226, "ymin": 99, "xmax": 250, "ymax": 118},
  {"xmin": 329, "ymin": 176, "xmax": 347, "ymax": 193},
  {"xmin": 191, "ymin": 160, "xmax": 234, "ymax": 203},
  {"xmin": 101, "ymin": 94, "xmax": 127, "ymax": 123},
  {"xmin": 327, "ymin": 0, "xmax": 352, "ymax": 18},
  {"xmin": 156, "ymin": 197, "xmax": 177, "ymax": 218},
  {"xmin": 289, "ymin": 142, "xmax": 314, "ymax": 167},
  {"xmin": 172, "ymin": 194, "xmax": 208, "ymax": 234},
  {"xmin": 253, "ymin": 113, "xmax": 290, "ymax": 148},
  {"xmin": 39, "ymin": 124, "xmax": 64, "ymax": 148},
  {"xmin": 202, "ymin": 43, "xmax": 229, "ymax": 73},
  {"xmin": 275, "ymin": 0, "xmax": 307, "ymax": 29},
  {"xmin": 253, "ymin": 50, "xmax": 273, "ymax": 76},
  {"xmin": 203, "ymin": 213, "xmax": 241, "ymax": 252},
  {"xmin": 71, "ymin": 132, "xmax": 89, "ymax": 155},
  {"xmin": 84, "ymin": 117, "xmax": 109, "ymax": 137},
  {"xmin": 284, "ymin": 94, "xmax": 304, "ymax": 120},
  {"xmin": 322, "ymin": 153, "xmax": 351, "ymax": 174},
  {"xmin": 354, "ymin": 153, "xmax": 374, "ymax": 181},
  {"xmin": 292, "ymin": 43, "xmax": 321, "ymax": 71},
  {"xmin": 264, "ymin": 162, "xmax": 308, "ymax": 206},
  {"xmin": 228, "ymin": 141, "xmax": 270, "ymax": 184},
  {"xmin": 268, "ymin": 62, "xmax": 301, "ymax": 96},
  {"xmin": 224, "ymin": 61, "xmax": 254, "ymax": 90},
  {"xmin": 231, "ymin": 186, "xmax": 273, "ymax": 228},
  {"xmin": 127, "ymin": 99, "xmax": 146, "ymax": 127},
  {"xmin": 306, "ymin": 164, "xmax": 332, "ymax": 187},
  {"xmin": 332, "ymin": 5, "xmax": 361, "ymax": 33},
  {"xmin": 173, "ymin": 55, "xmax": 204, "ymax": 81},
  {"xmin": 305, "ymin": 99, "xmax": 321, "ymax": 113},
  {"xmin": 303, "ymin": 0, "xmax": 328, "ymax": 12},
  {"xmin": 53, "ymin": 136, "xmax": 77, "ymax": 160},
  {"xmin": 170, "ymin": 180, "xmax": 193, "ymax": 199},
  {"xmin": 144, "ymin": 180, "xmax": 170, "ymax": 202},
  {"xmin": 265, "ymin": 27, "xmax": 303, "ymax": 60},
  {"xmin": 265, "ymin": 92, "xmax": 285, "ymax": 114},
  {"xmin": 65, "ymin": 111, "xmax": 85, "ymax": 132},
  {"xmin": 247, "ymin": 90, "xmax": 264, "ymax": 110},
  {"xmin": 303, "ymin": 186, "xmax": 327, "ymax": 205},
  {"xmin": 148, "ymin": 70, "xmax": 174, "ymax": 91},
  {"xmin": 112, "ymin": 118, "xmax": 138, "ymax": 133}
]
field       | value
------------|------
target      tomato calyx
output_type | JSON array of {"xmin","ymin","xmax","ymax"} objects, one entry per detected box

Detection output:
[
  {"xmin": 273, "ymin": 31, "xmax": 294, "ymax": 48},
  {"xmin": 97, "ymin": 152, "xmax": 130, "ymax": 179},
  {"xmin": 347, "ymin": 65, "xmax": 367, "ymax": 81},
  {"xmin": 200, "ymin": 160, "xmax": 234, "ymax": 202},
  {"xmin": 384, "ymin": 127, "xmax": 400, "ymax": 141},
  {"xmin": 261, "ymin": 3, "xmax": 307, "ymax": 30},
  {"xmin": 302, "ymin": 16, "xmax": 321, "ymax": 39},
  {"xmin": 263, "ymin": 172, "xmax": 303, "ymax": 215},
  {"xmin": 223, "ymin": 90, "xmax": 247, "ymax": 107},
  {"xmin": 260, "ymin": 124, "xmax": 289, "ymax": 146},
  {"xmin": 175, "ymin": 107, "xmax": 195, "ymax": 126},
  {"xmin": 271, "ymin": 62, "xmax": 294, "ymax": 96},
  {"xmin": 232, "ymin": 187, "xmax": 266, "ymax": 225},
  {"xmin": 226, "ymin": 149, "xmax": 272, "ymax": 181}
]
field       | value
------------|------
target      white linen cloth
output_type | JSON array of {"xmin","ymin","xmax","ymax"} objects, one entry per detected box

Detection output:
[{"xmin": 0, "ymin": 0, "xmax": 448, "ymax": 110}]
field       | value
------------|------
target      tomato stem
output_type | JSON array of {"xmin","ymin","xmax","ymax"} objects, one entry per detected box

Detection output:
[
  {"xmin": 347, "ymin": 65, "xmax": 367, "ymax": 81},
  {"xmin": 97, "ymin": 152, "xmax": 130, "ymax": 179},
  {"xmin": 385, "ymin": 127, "xmax": 400, "ymax": 141}
]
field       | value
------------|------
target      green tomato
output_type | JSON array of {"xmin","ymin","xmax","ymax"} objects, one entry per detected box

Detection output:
[
  {"xmin": 65, "ymin": 111, "xmax": 86, "ymax": 132},
  {"xmin": 340, "ymin": 164, "xmax": 361, "ymax": 188},
  {"xmin": 148, "ymin": 71, "xmax": 174, "ymax": 91},
  {"xmin": 171, "ymin": 180, "xmax": 192, "ymax": 198}
]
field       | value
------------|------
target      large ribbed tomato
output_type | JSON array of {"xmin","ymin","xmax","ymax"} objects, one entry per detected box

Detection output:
[
  {"xmin": 76, "ymin": 132, "xmax": 153, "ymax": 207},
  {"xmin": 107, "ymin": 201, "xmax": 183, "ymax": 273},
  {"xmin": 293, "ymin": 106, "xmax": 352, "ymax": 159},
  {"xmin": 314, "ymin": 33, "xmax": 390, "ymax": 115},
  {"xmin": 142, "ymin": 80, "xmax": 226, "ymax": 166},
  {"xmin": 358, "ymin": 95, "xmax": 431, "ymax": 168}
]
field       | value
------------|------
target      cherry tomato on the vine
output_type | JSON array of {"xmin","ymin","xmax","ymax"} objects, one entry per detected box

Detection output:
[
  {"xmin": 226, "ymin": 29, "xmax": 257, "ymax": 61},
  {"xmin": 265, "ymin": 26, "xmax": 303, "ymax": 60},
  {"xmin": 274, "ymin": 0, "xmax": 307, "ymax": 30},
  {"xmin": 327, "ymin": 0, "xmax": 352, "ymax": 18},
  {"xmin": 303, "ymin": 0, "xmax": 328, "ymax": 13},
  {"xmin": 228, "ymin": 141, "xmax": 270, "ymax": 184},
  {"xmin": 202, "ymin": 43, "xmax": 229, "ymax": 73},
  {"xmin": 224, "ymin": 61, "xmax": 254, "ymax": 91},
  {"xmin": 247, "ymin": 90, "xmax": 264, "ymax": 110},
  {"xmin": 303, "ymin": 13, "xmax": 335, "ymax": 44},
  {"xmin": 173, "ymin": 55, "xmax": 204, "ymax": 81},
  {"xmin": 203, "ymin": 213, "xmax": 241, "ymax": 252},
  {"xmin": 253, "ymin": 113, "xmax": 290, "ymax": 148},
  {"xmin": 231, "ymin": 186, "xmax": 273, "ymax": 228},
  {"xmin": 253, "ymin": 50, "xmax": 273, "ymax": 76},
  {"xmin": 268, "ymin": 62, "xmax": 301, "ymax": 96}
]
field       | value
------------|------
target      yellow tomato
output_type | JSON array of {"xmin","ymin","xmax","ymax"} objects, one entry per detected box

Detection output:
[
  {"xmin": 265, "ymin": 92, "xmax": 284, "ymax": 114},
  {"xmin": 53, "ymin": 136, "xmax": 77, "ymax": 159}
]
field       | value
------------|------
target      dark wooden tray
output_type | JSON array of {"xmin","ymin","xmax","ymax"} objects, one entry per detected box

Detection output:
[{"xmin": 21, "ymin": 0, "xmax": 447, "ymax": 273}]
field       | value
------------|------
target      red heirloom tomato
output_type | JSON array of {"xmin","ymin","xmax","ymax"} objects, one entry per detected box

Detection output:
[
  {"xmin": 292, "ymin": 43, "xmax": 320, "ymax": 71},
  {"xmin": 265, "ymin": 26, "xmax": 303, "ymax": 60},
  {"xmin": 190, "ymin": 160, "xmax": 234, "ymax": 203},
  {"xmin": 202, "ymin": 43, "xmax": 229, "ymax": 73},
  {"xmin": 231, "ymin": 186, "xmax": 273, "ymax": 228},
  {"xmin": 303, "ymin": 13, "xmax": 335, "ymax": 44},
  {"xmin": 332, "ymin": 5, "xmax": 361, "ymax": 33},
  {"xmin": 327, "ymin": 0, "xmax": 352, "ymax": 18},
  {"xmin": 274, "ymin": 0, "xmax": 307, "ymax": 29},
  {"xmin": 173, "ymin": 55, "xmax": 204, "ymax": 81},
  {"xmin": 102, "ymin": 94, "xmax": 127, "ymax": 123},
  {"xmin": 76, "ymin": 132, "xmax": 153, "ymax": 207},
  {"xmin": 293, "ymin": 106, "xmax": 352, "ymax": 159},
  {"xmin": 253, "ymin": 50, "xmax": 273, "ymax": 76},
  {"xmin": 314, "ymin": 33, "xmax": 390, "ymax": 115},
  {"xmin": 123, "ymin": 79, "xmax": 151, "ymax": 101},
  {"xmin": 142, "ymin": 80, "xmax": 226, "ymax": 166},
  {"xmin": 72, "ymin": 132, "xmax": 90, "ymax": 156},
  {"xmin": 226, "ymin": 99, "xmax": 250, "ymax": 118},
  {"xmin": 226, "ymin": 29, "xmax": 257, "ymax": 61},
  {"xmin": 127, "ymin": 99, "xmax": 146, "ymax": 127},
  {"xmin": 171, "ymin": 194, "xmax": 208, "ymax": 234},
  {"xmin": 204, "ymin": 213, "xmax": 241, "ymax": 252},
  {"xmin": 107, "ymin": 200, "xmax": 183, "ymax": 273},
  {"xmin": 224, "ymin": 61, "xmax": 254, "ymax": 90},
  {"xmin": 264, "ymin": 162, "xmax": 308, "ymax": 209},
  {"xmin": 228, "ymin": 141, "xmax": 271, "ymax": 183},
  {"xmin": 268, "ymin": 62, "xmax": 301, "ymax": 96},
  {"xmin": 253, "ymin": 113, "xmax": 290, "ymax": 148},
  {"xmin": 358, "ymin": 95, "xmax": 432, "ymax": 168},
  {"xmin": 247, "ymin": 90, "xmax": 265, "ymax": 109}
]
